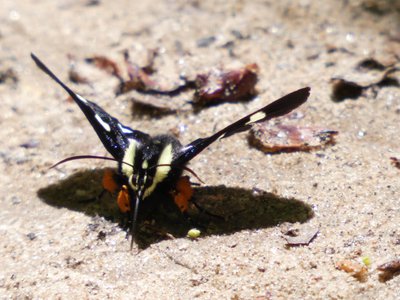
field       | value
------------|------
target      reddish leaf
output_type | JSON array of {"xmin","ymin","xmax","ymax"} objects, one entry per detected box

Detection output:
[
  {"xmin": 391, "ymin": 157, "xmax": 400, "ymax": 169},
  {"xmin": 249, "ymin": 123, "xmax": 338, "ymax": 153},
  {"xmin": 194, "ymin": 63, "xmax": 259, "ymax": 106},
  {"xmin": 378, "ymin": 258, "xmax": 400, "ymax": 282},
  {"xmin": 85, "ymin": 56, "xmax": 123, "ymax": 80}
]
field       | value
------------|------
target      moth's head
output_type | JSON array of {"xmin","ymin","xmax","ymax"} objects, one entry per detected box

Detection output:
[
  {"xmin": 124, "ymin": 158, "xmax": 154, "ymax": 202},
  {"xmin": 119, "ymin": 139, "xmax": 175, "ymax": 249},
  {"xmin": 120, "ymin": 140, "xmax": 174, "ymax": 202}
]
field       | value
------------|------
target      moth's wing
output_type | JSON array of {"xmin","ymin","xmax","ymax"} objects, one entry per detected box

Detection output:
[
  {"xmin": 174, "ymin": 87, "xmax": 310, "ymax": 165},
  {"xmin": 31, "ymin": 53, "xmax": 148, "ymax": 160}
]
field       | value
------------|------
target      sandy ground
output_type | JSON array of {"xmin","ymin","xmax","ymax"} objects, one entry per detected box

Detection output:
[{"xmin": 1, "ymin": 0, "xmax": 400, "ymax": 299}]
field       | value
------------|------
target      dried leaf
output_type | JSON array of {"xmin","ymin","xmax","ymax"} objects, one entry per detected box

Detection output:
[
  {"xmin": 284, "ymin": 227, "xmax": 319, "ymax": 246},
  {"xmin": 331, "ymin": 57, "xmax": 400, "ymax": 102},
  {"xmin": 249, "ymin": 123, "xmax": 337, "ymax": 153},
  {"xmin": 390, "ymin": 157, "xmax": 400, "ymax": 169},
  {"xmin": 117, "ymin": 50, "xmax": 190, "ymax": 96},
  {"xmin": 119, "ymin": 50, "xmax": 158, "ymax": 93},
  {"xmin": 335, "ymin": 259, "xmax": 368, "ymax": 282},
  {"xmin": 378, "ymin": 258, "xmax": 400, "ymax": 282},
  {"xmin": 193, "ymin": 64, "xmax": 259, "ymax": 106},
  {"xmin": 378, "ymin": 259, "xmax": 400, "ymax": 272},
  {"xmin": 85, "ymin": 56, "xmax": 123, "ymax": 80}
]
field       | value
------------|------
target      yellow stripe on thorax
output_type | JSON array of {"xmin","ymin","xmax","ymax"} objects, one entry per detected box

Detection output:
[
  {"xmin": 122, "ymin": 140, "xmax": 137, "ymax": 178},
  {"xmin": 143, "ymin": 144, "xmax": 173, "ymax": 198}
]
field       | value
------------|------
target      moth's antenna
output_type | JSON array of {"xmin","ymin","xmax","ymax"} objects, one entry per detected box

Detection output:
[
  {"xmin": 49, "ymin": 155, "xmax": 134, "ymax": 169},
  {"xmin": 150, "ymin": 164, "xmax": 204, "ymax": 184}
]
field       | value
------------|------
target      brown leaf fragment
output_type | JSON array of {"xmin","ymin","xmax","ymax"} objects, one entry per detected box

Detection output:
[
  {"xmin": 249, "ymin": 123, "xmax": 338, "ymax": 153},
  {"xmin": 85, "ymin": 56, "xmax": 123, "ymax": 80},
  {"xmin": 332, "ymin": 59, "xmax": 400, "ymax": 101},
  {"xmin": 117, "ymin": 50, "xmax": 191, "ymax": 96},
  {"xmin": 284, "ymin": 227, "xmax": 319, "ymax": 246},
  {"xmin": 119, "ymin": 50, "xmax": 159, "ymax": 93},
  {"xmin": 378, "ymin": 258, "xmax": 400, "ymax": 282},
  {"xmin": 335, "ymin": 259, "xmax": 368, "ymax": 282},
  {"xmin": 117, "ymin": 69, "xmax": 158, "ymax": 94},
  {"xmin": 390, "ymin": 157, "xmax": 400, "ymax": 169},
  {"xmin": 378, "ymin": 259, "xmax": 400, "ymax": 272},
  {"xmin": 193, "ymin": 63, "xmax": 259, "ymax": 107}
]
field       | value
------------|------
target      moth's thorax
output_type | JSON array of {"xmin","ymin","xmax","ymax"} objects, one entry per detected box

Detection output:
[{"xmin": 120, "ymin": 135, "xmax": 182, "ymax": 199}]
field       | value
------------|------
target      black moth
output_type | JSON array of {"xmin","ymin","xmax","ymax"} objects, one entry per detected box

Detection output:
[{"xmin": 31, "ymin": 53, "xmax": 310, "ymax": 247}]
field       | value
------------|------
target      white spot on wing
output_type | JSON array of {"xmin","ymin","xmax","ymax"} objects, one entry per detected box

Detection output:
[
  {"xmin": 246, "ymin": 111, "xmax": 266, "ymax": 125},
  {"xmin": 118, "ymin": 123, "xmax": 133, "ymax": 134},
  {"xmin": 95, "ymin": 114, "xmax": 111, "ymax": 132},
  {"xmin": 76, "ymin": 93, "xmax": 88, "ymax": 103}
]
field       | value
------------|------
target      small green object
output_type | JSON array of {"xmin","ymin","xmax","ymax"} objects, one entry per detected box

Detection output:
[
  {"xmin": 187, "ymin": 228, "xmax": 201, "ymax": 239},
  {"xmin": 362, "ymin": 256, "xmax": 371, "ymax": 267}
]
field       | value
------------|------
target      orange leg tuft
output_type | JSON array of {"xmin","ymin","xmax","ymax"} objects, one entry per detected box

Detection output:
[
  {"xmin": 102, "ymin": 168, "xmax": 120, "ymax": 194},
  {"xmin": 173, "ymin": 176, "xmax": 193, "ymax": 212},
  {"xmin": 117, "ymin": 185, "xmax": 131, "ymax": 213}
]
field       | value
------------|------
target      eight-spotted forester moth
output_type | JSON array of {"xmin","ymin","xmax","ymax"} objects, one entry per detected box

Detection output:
[{"xmin": 31, "ymin": 53, "xmax": 310, "ymax": 247}]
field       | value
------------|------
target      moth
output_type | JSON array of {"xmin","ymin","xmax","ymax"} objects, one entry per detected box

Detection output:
[{"xmin": 31, "ymin": 53, "xmax": 310, "ymax": 247}]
